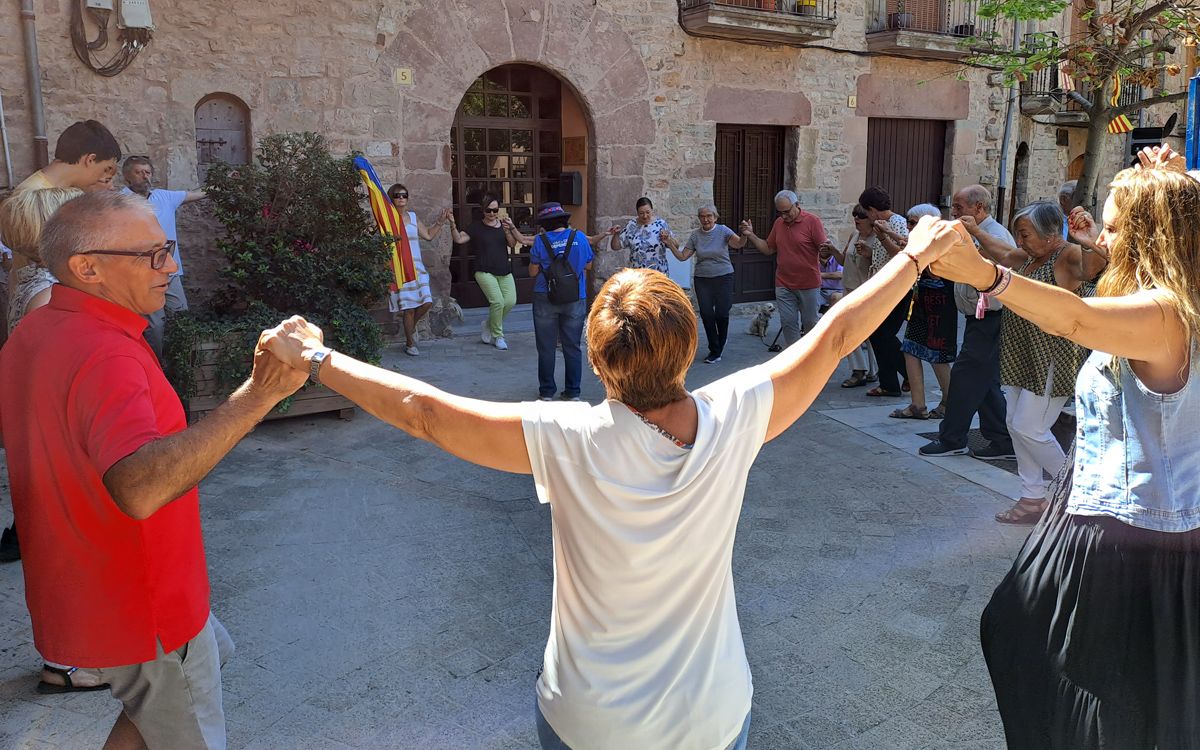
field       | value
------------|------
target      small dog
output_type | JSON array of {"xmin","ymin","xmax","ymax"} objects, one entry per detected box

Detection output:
[{"xmin": 747, "ymin": 304, "xmax": 774, "ymax": 341}]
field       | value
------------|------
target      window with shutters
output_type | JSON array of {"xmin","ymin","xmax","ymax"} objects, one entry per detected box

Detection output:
[
  {"xmin": 195, "ymin": 94, "xmax": 250, "ymax": 182},
  {"xmin": 865, "ymin": 118, "xmax": 948, "ymax": 215},
  {"xmin": 713, "ymin": 124, "xmax": 784, "ymax": 303}
]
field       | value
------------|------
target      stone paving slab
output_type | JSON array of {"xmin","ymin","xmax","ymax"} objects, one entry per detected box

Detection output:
[{"xmin": 0, "ymin": 322, "xmax": 1029, "ymax": 749}]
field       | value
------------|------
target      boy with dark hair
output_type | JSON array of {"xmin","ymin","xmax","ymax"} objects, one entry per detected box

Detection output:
[{"xmin": 15, "ymin": 120, "xmax": 121, "ymax": 194}]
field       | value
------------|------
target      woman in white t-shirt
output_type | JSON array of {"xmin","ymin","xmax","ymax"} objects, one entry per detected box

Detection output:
[{"xmin": 260, "ymin": 218, "xmax": 969, "ymax": 750}]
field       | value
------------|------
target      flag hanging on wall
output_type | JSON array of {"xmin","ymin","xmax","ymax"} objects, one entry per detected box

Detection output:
[
  {"xmin": 354, "ymin": 155, "xmax": 417, "ymax": 290},
  {"xmin": 1108, "ymin": 114, "xmax": 1134, "ymax": 134}
]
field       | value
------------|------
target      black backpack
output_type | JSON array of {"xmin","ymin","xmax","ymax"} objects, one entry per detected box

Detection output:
[{"xmin": 539, "ymin": 229, "xmax": 580, "ymax": 305}]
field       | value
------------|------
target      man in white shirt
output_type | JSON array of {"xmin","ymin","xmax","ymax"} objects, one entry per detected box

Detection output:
[
  {"xmin": 920, "ymin": 185, "xmax": 1016, "ymax": 460},
  {"xmin": 120, "ymin": 156, "xmax": 208, "ymax": 356}
]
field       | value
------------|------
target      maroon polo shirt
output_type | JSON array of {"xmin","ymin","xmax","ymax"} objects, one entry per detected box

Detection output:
[{"xmin": 767, "ymin": 211, "xmax": 829, "ymax": 291}]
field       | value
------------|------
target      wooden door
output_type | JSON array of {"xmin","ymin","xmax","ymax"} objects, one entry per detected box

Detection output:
[
  {"xmin": 713, "ymin": 124, "xmax": 783, "ymax": 303},
  {"xmin": 865, "ymin": 118, "xmax": 947, "ymax": 215},
  {"xmin": 195, "ymin": 95, "xmax": 250, "ymax": 181},
  {"xmin": 450, "ymin": 65, "xmax": 565, "ymax": 307}
]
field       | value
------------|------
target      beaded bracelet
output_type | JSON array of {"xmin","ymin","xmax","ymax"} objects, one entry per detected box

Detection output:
[{"xmin": 975, "ymin": 263, "xmax": 1012, "ymax": 319}]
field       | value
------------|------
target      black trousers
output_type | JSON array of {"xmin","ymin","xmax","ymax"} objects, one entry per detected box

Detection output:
[
  {"xmin": 939, "ymin": 311, "xmax": 1011, "ymax": 449},
  {"xmin": 867, "ymin": 299, "xmax": 908, "ymax": 393},
  {"xmin": 694, "ymin": 273, "xmax": 734, "ymax": 357}
]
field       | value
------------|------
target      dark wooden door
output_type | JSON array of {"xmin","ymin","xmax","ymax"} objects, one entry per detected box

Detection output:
[
  {"xmin": 713, "ymin": 124, "xmax": 782, "ymax": 303},
  {"xmin": 450, "ymin": 65, "xmax": 564, "ymax": 307},
  {"xmin": 195, "ymin": 95, "xmax": 249, "ymax": 182},
  {"xmin": 865, "ymin": 118, "xmax": 947, "ymax": 215}
]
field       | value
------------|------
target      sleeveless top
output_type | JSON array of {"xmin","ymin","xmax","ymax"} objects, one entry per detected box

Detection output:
[
  {"xmin": 7, "ymin": 265, "xmax": 57, "ymax": 336},
  {"xmin": 1070, "ymin": 344, "xmax": 1200, "ymax": 532},
  {"xmin": 999, "ymin": 248, "xmax": 1089, "ymax": 397}
]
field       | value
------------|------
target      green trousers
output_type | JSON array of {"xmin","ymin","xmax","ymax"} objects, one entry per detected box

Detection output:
[{"xmin": 474, "ymin": 271, "xmax": 517, "ymax": 339}]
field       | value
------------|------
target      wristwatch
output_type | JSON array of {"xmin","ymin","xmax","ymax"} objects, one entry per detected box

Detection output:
[{"xmin": 308, "ymin": 348, "xmax": 332, "ymax": 385}]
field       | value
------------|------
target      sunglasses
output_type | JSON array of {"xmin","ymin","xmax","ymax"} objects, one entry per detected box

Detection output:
[
  {"xmin": 79, "ymin": 240, "xmax": 176, "ymax": 270},
  {"xmin": 483, "ymin": 207, "xmax": 500, "ymax": 214},
  {"xmin": 389, "ymin": 192, "xmax": 408, "ymax": 200}
]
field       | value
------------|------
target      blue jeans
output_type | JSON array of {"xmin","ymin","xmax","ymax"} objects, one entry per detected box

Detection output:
[
  {"xmin": 536, "ymin": 702, "xmax": 751, "ymax": 750},
  {"xmin": 533, "ymin": 293, "xmax": 586, "ymax": 398}
]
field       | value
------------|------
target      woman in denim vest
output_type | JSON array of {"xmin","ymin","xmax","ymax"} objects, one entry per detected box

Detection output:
[{"xmin": 932, "ymin": 156, "xmax": 1200, "ymax": 749}]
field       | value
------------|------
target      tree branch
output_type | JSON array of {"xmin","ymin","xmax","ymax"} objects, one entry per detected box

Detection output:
[{"xmin": 1110, "ymin": 88, "xmax": 1189, "ymax": 118}]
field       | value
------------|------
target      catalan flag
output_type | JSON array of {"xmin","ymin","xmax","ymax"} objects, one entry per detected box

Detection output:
[
  {"xmin": 1110, "ymin": 74, "xmax": 1122, "ymax": 107},
  {"xmin": 1108, "ymin": 114, "xmax": 1134, "ymax": 134},
  {"xmin": 354, "ymin": 155, "xmax": 417, "ymax": 289}
]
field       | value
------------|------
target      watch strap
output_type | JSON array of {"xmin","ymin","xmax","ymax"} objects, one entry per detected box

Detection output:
[{"xmin": 308, "ymin": 348, "xmax": 331, "ymax": 384}]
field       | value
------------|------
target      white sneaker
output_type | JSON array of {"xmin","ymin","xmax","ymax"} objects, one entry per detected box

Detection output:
[
  {"xmin": 494, "ymin": 337, "xmax": 508, "ymax": 351},
  {"xmin": 481, "ymin": 320, "xmax": 493, "ymax": 345},
  {"xmin": 405, "ymin": 345, "xmax": 420, "ymax": 356}
]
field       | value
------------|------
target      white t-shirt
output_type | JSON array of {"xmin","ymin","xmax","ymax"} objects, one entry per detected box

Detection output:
[
  {"xmin": 521, "ymin": 368, "xmax": 774, "ymax": 750},
  {"xmin": 121, "ymin": 187, "xmax": 189, "ymax": 276}
]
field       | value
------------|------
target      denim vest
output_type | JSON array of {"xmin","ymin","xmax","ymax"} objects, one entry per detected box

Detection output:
[{"xmin": 1070, "ymin": 346, "xmax": 1200, "ymax": 531}]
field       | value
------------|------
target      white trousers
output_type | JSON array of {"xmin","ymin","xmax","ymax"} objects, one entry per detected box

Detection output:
[
  {"xmin": 1003, "ymin": 384, "xmax": 1069, "ymax": 499},
  {"xmin": 846, "ymin": 340, "xmax": 877, "ymax": 375}
]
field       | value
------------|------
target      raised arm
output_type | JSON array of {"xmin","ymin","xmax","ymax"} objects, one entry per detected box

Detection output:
[
  {"xmin": 501, "ymin": 217, "xmax": 535, "ymax": 247},
  {"xmin": 183, "ymin": 189, "xmax": 208, "ymax": 203},
  {"xmin": 263, "ymin": 318, "xmax": 532, "ymax": 474},
  {"xmin": 763, "ymin": 218, "xmax": 965, "ymax": 441},
  {"xmin": 930, "ymin": 234, "xmax": 1190, "ymax": 379},
  {"xmin": 740, "ymin": 220, "xmax": 773, "ymax": 255},
  {"xmin": 1067, "ymin": 207, "xmax": 1110, "ymax": 281},
  {"xmin": 726, "ymin": 226, "xmax": 748, "ymax": 250},
  {"xmin": 873, "ymin": 220, "xmax": 906, "ymax": 258},
  {"xmin": 609, "ymin": 222, "xmax": 626, "ymax": 252},
  {"xmin": 959, "ymin": 215, "xmax": 1027, "ymax": 268},
  {"xmin": 102, "ymin": 345, "xmax": 307, "ymax": 520}
]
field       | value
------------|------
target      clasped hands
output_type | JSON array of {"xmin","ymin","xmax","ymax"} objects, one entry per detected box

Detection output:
[
  {"xmin": 245, "ymin": 317, "xmax": 329, "ymax": 401},
  {"xmin": 906, "ymin": 216, "xmax": 993, "ymax": 288}
]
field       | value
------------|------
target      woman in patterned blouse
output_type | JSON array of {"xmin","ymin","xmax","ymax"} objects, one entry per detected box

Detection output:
[{"xmin": 609, "ymin": 197, "xmax": 680, "ymax": 274}]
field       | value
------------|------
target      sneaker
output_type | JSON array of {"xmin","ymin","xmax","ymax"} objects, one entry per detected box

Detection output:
[
  {"xmin": 494, "ymin": 337, "xmax": 508, "ymax": 351},
  {"xmin": 538, "ymin": 394, "xmax": 555, "ymax": 401},
  {"xmin": 918, "ymin": 440, "xmax": 969, "ymax": 457},
  {"xmin": 404, "ymin": 345, "xmax": 420, "ymax": 356},
  {"xmin": 481, "ymin": 320, "xmax": 493, "ymax": 345},
  {"xmin": 703, "ymin": 354, "xmax": 722, "ymax": 364},
  {"xmin": 970, "ymin": 443, "xmax": 1017, "ymax": 461},
  {"xmin": 0, "ymin": 525, "xmax": 19, "ymax": 563},
  {"xmin": 560, "ymin": 393, "xmax": 582, "ymax": 402}
]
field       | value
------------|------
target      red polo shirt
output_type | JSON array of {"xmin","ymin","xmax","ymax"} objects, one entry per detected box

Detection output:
[
  {"xmin": 0, "ymin": 285, "xmax": 209, "ymax": 667},
  {"xmin": 767, "ymin": 211, "xmax": 829, "ymax": 291}
]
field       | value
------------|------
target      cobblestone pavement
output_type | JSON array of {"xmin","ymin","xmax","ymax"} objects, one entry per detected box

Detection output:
[{"xmin": 0, "ymin": 312, "xmax": 1032, "ymax": 749}]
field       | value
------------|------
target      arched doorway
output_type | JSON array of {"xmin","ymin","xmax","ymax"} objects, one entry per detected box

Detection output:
[
  {"xmin": 449, "ymin": 64, "xmax": 590, "ymax": 307},
  {"xmin": 1009, "ymin": 141, "xmax": 1030, "ymax": 222}
]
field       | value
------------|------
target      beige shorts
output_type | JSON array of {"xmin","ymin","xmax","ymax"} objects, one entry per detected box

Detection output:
[{"xmin": 96, "ymin": 613, "xmax": 235, "ymax": 750}]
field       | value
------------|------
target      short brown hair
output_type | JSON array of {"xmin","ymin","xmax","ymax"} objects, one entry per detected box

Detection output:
[{"xmin": 587, "ymin": 269, "xmax": 697, "ymax": 411}]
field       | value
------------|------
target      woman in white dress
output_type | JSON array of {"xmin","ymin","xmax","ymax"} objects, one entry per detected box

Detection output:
[{"xmin": 386, "ymin": 183, "xmax": 448, "ymax": 356}]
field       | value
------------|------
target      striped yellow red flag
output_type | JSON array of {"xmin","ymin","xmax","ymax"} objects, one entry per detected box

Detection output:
[
  {"xmin": 1109, "ymin": 74, "xmax": 1121, "ymax": 107},
  {"xmin": 1107, "ymin": 114, "xmax": 1134, "ymax": 134},
  {"xmin": 354, "ymin": 155, "xmax": 417, "ymax": 289}
]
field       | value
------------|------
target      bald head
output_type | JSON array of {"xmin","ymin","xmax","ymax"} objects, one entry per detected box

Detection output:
[
  {"xmin": 40, "ymin": 191, "xmax": 157, "ymax": 279},
  {"xmin": 951, "ymin": 184, "xmax": 992, "ymax": 222}
]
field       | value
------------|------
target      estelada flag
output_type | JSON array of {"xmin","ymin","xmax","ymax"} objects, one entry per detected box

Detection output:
[
  {"xmin": 354, "ymin": 155, "xmax": 417, "ymax": 290},
  {"xmin": 1108, "ymin": 114, "xmax": 1134, "ymax": 134}
]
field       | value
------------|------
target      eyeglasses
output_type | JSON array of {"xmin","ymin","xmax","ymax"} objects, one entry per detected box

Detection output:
[
  {"xmin": 389, "ymin": 192, "xmax": 408, "ymax": 200},
  {"xmin": 79, "ymin": 240, "xmax": 176, "ymax": 270},
  {"xmin": 906, "ymin": 218, "xmax": 919, "ymax": 226},
  {"xmin": 483, "ymin": 207, "xmax": 500, "ymax": 214}
]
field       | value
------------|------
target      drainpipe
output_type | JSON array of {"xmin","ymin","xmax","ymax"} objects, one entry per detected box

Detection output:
[
  {"xmin": 994, "ymin": 18, "xmax": 1022, "ymax": 225},
  {"xmin": 0, "ymin": 91, "xmax": 13, "ymax": 189},
  {"xmin": 19, "ymin": 0, "xmax": 49, "ymax": 168}
]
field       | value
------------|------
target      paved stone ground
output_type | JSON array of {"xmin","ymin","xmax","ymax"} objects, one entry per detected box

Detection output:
[{"xmin": 0, "ymin": 310, "xmax": 1034, "ymax": 749}]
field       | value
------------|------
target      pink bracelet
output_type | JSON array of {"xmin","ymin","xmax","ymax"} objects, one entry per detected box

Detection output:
[{"xmin": 975, "ymin": 265, "xmax": 1012, "ymax": 319}]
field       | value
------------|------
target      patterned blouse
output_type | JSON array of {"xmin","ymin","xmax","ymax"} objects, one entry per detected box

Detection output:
[
  {"xmin": 621, "ymin": 217, "xmax": 673, "ymax": 273},
  {"xmin": 7, "ymin": 265, "xmax": 57, "ymax": 336},
  {"xmin": 868, "ymin": 214, "xmax": 910, "ymax": 276},
  {"xmin": 999, "ymin": 248, "xmax": 1090, "ymax": 397}
]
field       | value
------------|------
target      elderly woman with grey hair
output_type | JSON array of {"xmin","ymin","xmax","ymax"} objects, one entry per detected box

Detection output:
[
  {"xmin": 677, "ymin": 204, "xmax": 748, "ymax": 363},
  {"xmin": 891, "ymin": 203, "xmax": 959, "ymax": 419},
  {"xmin": 971, "ymin": 200, "xmax": 1092, "ymax": 524}
]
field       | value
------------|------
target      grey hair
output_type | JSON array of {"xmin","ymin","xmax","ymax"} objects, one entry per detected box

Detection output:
[
  {"xmin": 122, "ymin": 155, "xmax": 152, "ymax": 176},
  {"xmin": 774, "ymin": 190, "xmax": 799, "ymax": 206},
  {"xmin": 1058, "ymin": 180, "xmax": 1077, "ymax": 199},
  {"xmin": 1012, "ymin": 200, "xmax": 1064, "ymax": 239},
  {"xmin": 956, "ymin": 184, "xmax": 992, "ymax": 211},
  {"xmin": 907, "ymin": 203, "xmax": 942, "ymax": 220},
  {"xmin": 696, "ymin": 204, "xmax": 719, "ymax": 219},
  {"xmin": 40, "ymin": 191, "xmax": 156, "ymax": 278}
]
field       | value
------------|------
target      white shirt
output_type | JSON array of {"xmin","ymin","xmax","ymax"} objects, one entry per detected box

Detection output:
[
  {"xmin": 121, "ymin": 188, "xmax": 189, "ymax": 276},
  {"xmin": 522, "ymin": 368, "xmax": 774, "ymax": 750}
]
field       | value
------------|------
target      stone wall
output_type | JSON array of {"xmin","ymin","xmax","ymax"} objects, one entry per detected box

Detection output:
[{"xmin": 4, "ymin": 0, "xmax": 1164, "ymax": 325}]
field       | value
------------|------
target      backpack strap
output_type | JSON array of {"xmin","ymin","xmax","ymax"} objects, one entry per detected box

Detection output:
[{"xmin": 564, "ymin": 229, "xmax": 577, "ymax": 259}]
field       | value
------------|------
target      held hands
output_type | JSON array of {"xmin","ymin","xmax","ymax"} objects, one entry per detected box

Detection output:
[
  {"xmin": 739, "ymin": 219, "xmax": 754, "ymax": 236},
  {"xmin": 260, "ymin": 315, "xmax": 327, "ymax": 373},
  {"xmin": 1067, "ymin": 206, "xmax": 1100, "ymax": 247},
  {"xmin": 917, "ymin": 218, "xmax": 993, "ymax": 288},
  {"xmin": 249, "ymin": 334, "xmax": 310, "ymax": 401},
  {"xmin": 957, "ymin": 214, "xmax": 981, "ymax": 237},
  {"xmin": 658, "ymin": 228, "xmax": 672, "ymax": 243},
  {"xmin": 500, "ymin": 216, "xmax": 515, "ymax": 230}
]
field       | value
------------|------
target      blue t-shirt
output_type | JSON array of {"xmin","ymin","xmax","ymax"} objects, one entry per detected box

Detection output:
[
  {"xmin": 121, "ymin": 188, "xmax": 189, "ymax": 276},
  {"xmin": 531, "ymin": 228, "xmax": 593, "ymax": 299}
]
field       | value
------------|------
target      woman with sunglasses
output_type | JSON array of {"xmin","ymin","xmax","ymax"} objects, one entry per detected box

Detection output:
[
  {"xmin": 387, "ymin": 183, "xmax": 449, "ymax": 356},
  {"xmin": 449, "ymin": 194, "xmax": 516, "ymax": 351}
]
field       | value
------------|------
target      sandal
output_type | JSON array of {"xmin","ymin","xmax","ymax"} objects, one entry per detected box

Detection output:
[
  {"xmin": 889, "ymin": 405, "xmax": 928, "ymax": 419},
  {"xmin": 929, "ymin": 404, "xmax": 946, "ymax": 419},
  {"xmin": 995, "ymin": 498, "xmax": 1047, "ymax": 525},
  {"xmin": 866, "ymin": 387, "xmax": 903, "ymax": 397},
  {"xmin": 865, "ymin": 374, "xmax": 878, "ymax": 383},
  {"xmin": 841, "ymin": 372, "xmax": 869, "ymax": 388},
  {"xmin": 37, "ymin": 665, "xmax": 109, "ymax": 695}
]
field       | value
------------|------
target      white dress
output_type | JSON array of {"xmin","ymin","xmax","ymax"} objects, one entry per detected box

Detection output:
[{"xmin": 389, "ymin": 211, "xmax": 433, "ymax": 313}]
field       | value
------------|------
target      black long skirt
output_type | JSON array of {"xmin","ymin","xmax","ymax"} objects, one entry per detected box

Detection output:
[{"xmin": 981, "ymin": 443, "xmax": 1200, "ymax": 749}]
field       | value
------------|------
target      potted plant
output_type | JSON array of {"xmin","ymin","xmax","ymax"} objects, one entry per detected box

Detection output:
[
  {"xmin": 163, "ymin": 132, "xmax": 393, "ymax": 422},
  {"xmin": 888, "ymin": 0, "xmax": 913, "ymax": 28}
]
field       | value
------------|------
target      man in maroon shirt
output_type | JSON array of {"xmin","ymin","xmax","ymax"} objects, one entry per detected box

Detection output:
[
  {"xmin": 740, "ymin": 190, "xmax": 830, "ymax": 346},
  {"xmin": 0, "ymin": 191, "xmax": 307, "ymax": 749}
]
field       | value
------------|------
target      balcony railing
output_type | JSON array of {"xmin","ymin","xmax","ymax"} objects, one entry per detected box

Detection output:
[
  {"xmin": 678, "ymin": 0, "xmax": 838, "ymax": 45},
  {"xmin": 864, "ymin": 0, "xmax": 994, "ymax": 58},
  {"xmin": 1019, "ymin": 47, "xmax": 1143, "ymax": 123}
]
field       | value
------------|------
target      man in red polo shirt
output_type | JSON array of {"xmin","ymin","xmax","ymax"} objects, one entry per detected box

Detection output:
[
  {"xmin": 740, "ymin": 189, "xmax": 830, "ymax": 346},
  {"xmin": 0, "ymin": 191, "xmax": 307, "ymax": 750}
]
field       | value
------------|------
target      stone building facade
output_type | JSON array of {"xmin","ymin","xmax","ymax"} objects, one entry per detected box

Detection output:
[{"xmin": 1, "ymin": 0, "xmax": 1179, "ymax": 322}]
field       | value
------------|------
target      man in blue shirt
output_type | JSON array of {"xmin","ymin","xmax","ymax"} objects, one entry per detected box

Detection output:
[
  {"xmin": 120, "ymin": 156, "xmax": 208, "ymax": 356},
  {"xmin": 525, "ymin": 203, "xmax": 594, "ymax": 401}
]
